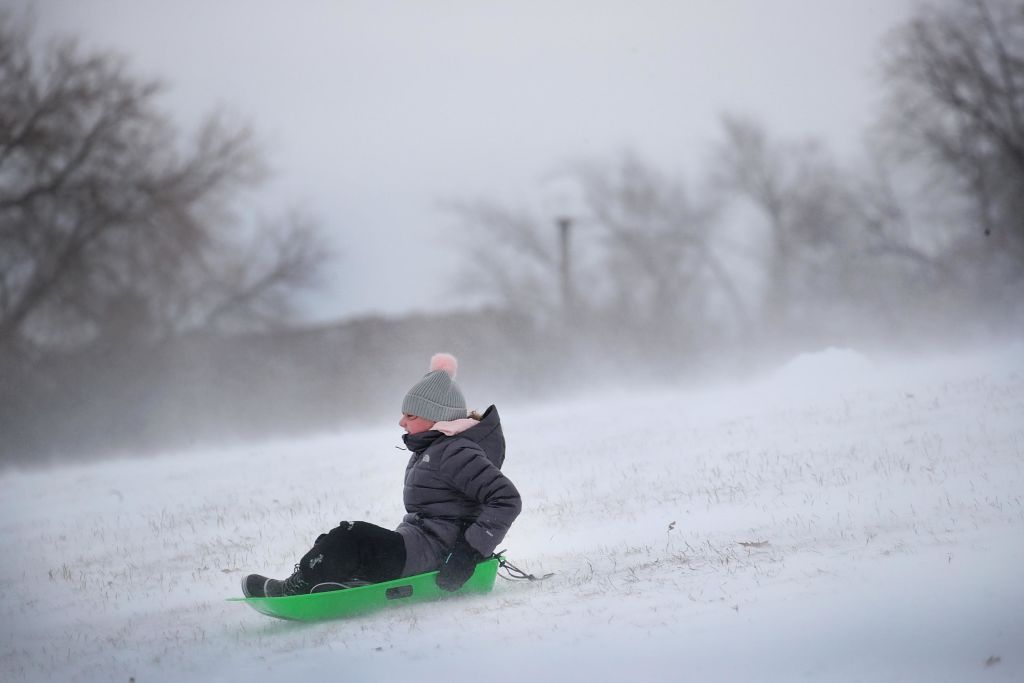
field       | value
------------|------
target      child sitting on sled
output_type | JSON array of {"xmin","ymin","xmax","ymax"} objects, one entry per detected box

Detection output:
[{"xmin": 242, "ymin": 353, "xmax": 522, "ymax": 597}]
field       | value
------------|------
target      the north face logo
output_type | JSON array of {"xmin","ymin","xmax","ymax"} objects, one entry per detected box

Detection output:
[
  {"xmin": 422, "ymin": 454, "xmax": 431, "ymax": 463},
  {"xmin": 308, "ymin": 553, "xmax": 324, "ymax": 569}
]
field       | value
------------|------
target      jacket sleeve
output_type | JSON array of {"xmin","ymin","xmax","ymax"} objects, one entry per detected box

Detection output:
[{"xmin": 439, "ymin": 443, "xmax": 522, "ymax": 556}]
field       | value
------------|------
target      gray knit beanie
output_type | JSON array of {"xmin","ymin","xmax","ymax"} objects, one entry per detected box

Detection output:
[{"xmin": 401, "ymin": 353, "xmax": 467, "ymax": 422}]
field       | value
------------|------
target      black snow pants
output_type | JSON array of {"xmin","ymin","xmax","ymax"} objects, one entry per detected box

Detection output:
[{"xmin": 299, "ymin": 521, "xmax": 406, "ymax": 585}]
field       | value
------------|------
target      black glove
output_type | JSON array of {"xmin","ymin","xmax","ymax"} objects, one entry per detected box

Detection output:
[{"xmin": 436, "ymin": 538, "xmax": 483, "ymax": 592}]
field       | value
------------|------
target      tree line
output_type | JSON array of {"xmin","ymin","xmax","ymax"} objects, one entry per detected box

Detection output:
[{"xmin": 450, "ymin": 0, "xmax": 1024, "ymax": 357}]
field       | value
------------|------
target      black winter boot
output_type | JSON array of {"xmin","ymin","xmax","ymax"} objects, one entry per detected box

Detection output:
[
  {"xmin": 241, "ymin": 565, "xmax": 369, "ymax": 597},
  {"xmin": 241, "ymin": 564, "xmax": 311, "ymax": 598}
]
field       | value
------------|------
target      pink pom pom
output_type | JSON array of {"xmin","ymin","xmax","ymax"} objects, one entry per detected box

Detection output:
[{"xmin": 429, "ymin": 352, "xmax": 458, "ymax": 378}]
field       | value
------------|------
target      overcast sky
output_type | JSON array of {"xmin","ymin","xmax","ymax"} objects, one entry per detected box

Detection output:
[{"xmin": 17, "ymin": 0, "xmax": 918, "ymax": 322}]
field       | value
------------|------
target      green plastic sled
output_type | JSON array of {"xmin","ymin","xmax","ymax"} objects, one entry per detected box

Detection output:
[{"xmin": 229, "ymin": 556, "xmax": 501, "ymax": 621}]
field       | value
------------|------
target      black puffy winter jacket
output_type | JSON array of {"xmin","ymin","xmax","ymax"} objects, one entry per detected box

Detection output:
[{"xmin": 395, "ymin": 405, "xmax": 522, "ymax": 576}]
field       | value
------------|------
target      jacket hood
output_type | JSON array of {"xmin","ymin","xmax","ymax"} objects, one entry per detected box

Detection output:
[{"xmin": 402, "ymin": 405, "xmax": 505, "ymax": 468}]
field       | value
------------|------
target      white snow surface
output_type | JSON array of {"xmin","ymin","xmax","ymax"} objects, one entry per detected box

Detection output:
[{"xmin": 2, "ymin": 344, "xmax": 1023, "ymax": 682}]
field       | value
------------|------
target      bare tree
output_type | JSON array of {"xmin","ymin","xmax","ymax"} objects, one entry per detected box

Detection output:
[
  {"xmin": 882, "ymin": 0, "xmax": 1024, "ymax": 262},
  {"xmin": 0, "ymin": 13, "xmax": 330, "ymax": 361},
  {"xmin": 449, "ymin": 152, "xmax": 749, "ymax": 356},
  {"xmin": 713, "ymin": 115, "xmax": 861, "ymax": 332},
  {"xmin": 447, "ymin": 198, "xmax": 564, "ymax": 323},
  {"xmin": 575, "ymin": 153, "xmax": 746, "ymax": 341}
]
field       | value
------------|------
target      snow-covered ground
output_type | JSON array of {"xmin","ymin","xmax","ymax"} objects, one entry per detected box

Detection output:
[{"xmin": 2, "ymin": 344, "xmax": 1022, "ymax": 682}]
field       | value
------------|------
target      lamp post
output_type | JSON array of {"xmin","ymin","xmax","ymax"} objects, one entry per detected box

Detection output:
[
  {"xmin": 543, "ymin": 173, "xmax": 583, "ymax": 323},
  {"xmin": 557, "ymin": 215, "xmax": 573, "ymax": 316}
]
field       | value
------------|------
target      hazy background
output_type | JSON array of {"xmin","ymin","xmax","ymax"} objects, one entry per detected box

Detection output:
[
  {"xmin": 20, "ymin": 0, "xmax": 916, "ymax": 319},
  {"xmin": 2, "ymin": 0, "xmax": 1022, "ymax": 463}
]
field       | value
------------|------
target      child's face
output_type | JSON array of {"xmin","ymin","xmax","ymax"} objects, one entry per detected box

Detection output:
[{"xmin": 399, "ymin": 413, "xmax": 435, "ymax": 434}]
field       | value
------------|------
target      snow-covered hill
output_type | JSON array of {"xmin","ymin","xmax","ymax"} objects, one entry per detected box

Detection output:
[{"xmin": 2, "ymin": 345, "xmax": 1022, "ymax": 682}]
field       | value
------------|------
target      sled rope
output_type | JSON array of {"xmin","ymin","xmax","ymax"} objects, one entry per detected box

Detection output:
[{"xmin": 494, "ymin": 552, "xmax": 553, "ymax": 582}]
